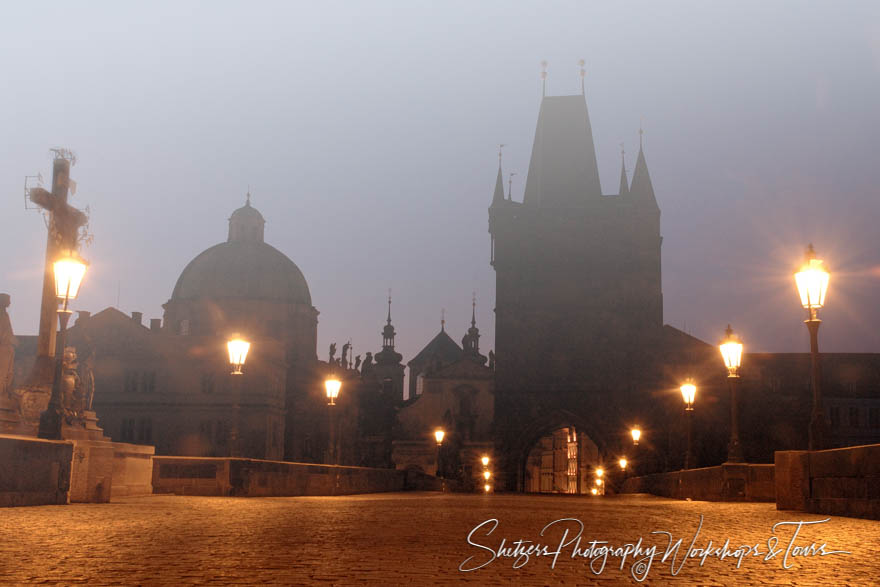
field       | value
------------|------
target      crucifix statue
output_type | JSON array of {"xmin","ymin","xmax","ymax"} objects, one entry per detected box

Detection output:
[{"xmin": 27, "ymin": 152, "xmax": 88, "ymax": 385}]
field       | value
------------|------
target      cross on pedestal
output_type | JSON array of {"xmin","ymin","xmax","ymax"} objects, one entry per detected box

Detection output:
[{"xmin": 27, "ymin": 154, "xmax": 88, "ymax": 385}]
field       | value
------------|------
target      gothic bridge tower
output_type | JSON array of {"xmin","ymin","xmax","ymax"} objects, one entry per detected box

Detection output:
[{"xmin": 489, "ymin": 83, "xmax": 663, "ymax": 491}]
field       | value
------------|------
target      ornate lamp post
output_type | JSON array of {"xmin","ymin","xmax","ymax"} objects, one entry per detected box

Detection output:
[
  {"xmin": 325, "ymin": 377, "xmax": 341, "ymax": 465},
  {"xmin": 38, "ymin": 252, "xmax": 87, "ymax": 440},
  {"xmin": 794, "ymin": 244, "xmax": 830, "ymax": 451},
  {"xmin": 226, "ymin": 335, "xmax": 251, "ymax": 457},
  {"xmin": 619, "ymin": 457, "xmax": 628, "ymax": 480},
  {"xmin": 719, "ymin": 325, "xmax": 744, "ymax": 462},
  {"xmin": 680, "ymin": 381, "xmax": 697, "ymax": 470},
  {"xmin": 434, "ymin": 427, "xmax": 445, "ymax": 478}
]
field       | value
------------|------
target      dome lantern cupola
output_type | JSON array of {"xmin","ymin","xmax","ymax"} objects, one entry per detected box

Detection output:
[{"xmin": 228, "ymin": 192, "xmax": 265, "ymax": 243}]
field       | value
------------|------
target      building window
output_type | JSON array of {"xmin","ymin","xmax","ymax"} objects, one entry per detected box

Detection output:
[
  {"xmin": 137, "ymin": 418, "xmax": 153, "ymax": 444},
  {"xmin": 201, "ymin": 372, "xmax": 215, "ymax": 394},
  {"xmin": 849, "ymin": 407, "xmax": 860, "ymax": 428},
  {"xmin": 142, "ymin": 371, "xmax": 156, "ymax": 393},
  {"xmin": 869, "ymin": 408, "xmax": 880, "ymax": 429},
  {"xmin": 120, "ymin": 418, "xmax": 136, "ymax": 442},
  {"xmin": 829, "ymin": 407, "xmax": 840, "ymax": 428},
  {"xmin": 124, "ymin": 370, "xmax": 140, "ymax": 393},
  {"xmin": 179, "ymin": 319, "xmax": 190, "ymax": 335},
  {"xmin": 416, "ymin": 374, "xmax": 425, "ymax": 396}
]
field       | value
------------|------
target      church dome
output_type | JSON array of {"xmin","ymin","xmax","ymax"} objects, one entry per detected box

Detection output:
[{"xmin": 170, "ymin": 196, "xmax": 312, "ymax": 305}]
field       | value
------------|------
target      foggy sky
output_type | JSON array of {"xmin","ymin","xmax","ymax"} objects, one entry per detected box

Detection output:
[{"xmin": 2, "ymin": 0, "xmax": 880, "ymax": 370}]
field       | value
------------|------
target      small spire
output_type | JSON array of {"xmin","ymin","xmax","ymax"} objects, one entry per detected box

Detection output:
[
  {"xmin": 387, "ymin": 288, "xmax": 392, "ymax": 325},
  {"xmin": 540, "ymin": 60, "xmax": 548, "ymax": 97},
  {"xmin": 508, "ymin": 172, "xmax": 517, "ymax": 201},
  {"xmin": 245, "ymin": 188, "xmax": 251, "ymax": 206},
  {"xmin": 491, "ymin": 146, "xmax": 505, "ymax": 205},
  {"xmin": 471, "ymin": 291, "xmax": 477, "ymax": 328},
  {"xmin": 618, "ymin": 143, "xmax": 629, "ymax": 196},
  {"xmin": 441, "ymin": 308, "xmax": 445, "ymax": 332},
  {"xmin": 639, "ymin": 120, "xmax": 644, "ymax": 151},
  {"xmin": 578, "ymin": 59, "xmax": 586, "ymax": 95}
]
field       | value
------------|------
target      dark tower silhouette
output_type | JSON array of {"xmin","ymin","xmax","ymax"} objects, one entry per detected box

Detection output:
[{"xmin": 489, "ymin": 89, "xmax": 663, "ymax": 489}]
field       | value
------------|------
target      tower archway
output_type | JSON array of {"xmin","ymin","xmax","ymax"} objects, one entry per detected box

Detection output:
[{"xmin": 509, "ymin": 409, "xmax": 603, "ymax": 493}]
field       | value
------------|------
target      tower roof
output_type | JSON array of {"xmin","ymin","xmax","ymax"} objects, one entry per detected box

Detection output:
[
  {"xmin": 408, "ymin": 329, "xmax": 463, "ymax": 367},
  {"xmin": 630, "ymin": 146, "xmax": 658, "ymax": 211},
  {"xmin": 171, "ymin": 197, "xmax": 310, "ymax": 304},
  {"xmin": 523, "ymin": 95, "xmax": 602, "ymax": 206},
  {"xmin": 491, "ymin": 163, "xmax": 505, "ymax": 206},
  {"xmin": 228, "ymin": 192, "xmax": 265, "ymax": 243}
]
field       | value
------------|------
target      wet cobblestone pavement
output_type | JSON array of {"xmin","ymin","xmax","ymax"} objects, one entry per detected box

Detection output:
[{"xmin": 0, "ymin": 492, "xmax": 877, "ymax": 585}]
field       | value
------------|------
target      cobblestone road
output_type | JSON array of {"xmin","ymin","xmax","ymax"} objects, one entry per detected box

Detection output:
[{"xmin": 0, "ymin": 493, "xmax": 877, "ymax": 585}]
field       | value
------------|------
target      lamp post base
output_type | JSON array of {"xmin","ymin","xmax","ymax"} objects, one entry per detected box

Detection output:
[{"xmin": 726, "ymin": 440, "xmax": 744, "ymax": 464}]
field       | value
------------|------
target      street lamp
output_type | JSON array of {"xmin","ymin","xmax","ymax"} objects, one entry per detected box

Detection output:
[
  {"xmin": 595, "ymin": 467, "xmax": 604, "ymax": 478},
  {"xmin": 227, "ymin": 336, "xmax": 250, "ymax": 375},
  {"xmin": 483, "ymin": 470, "xmax": 491, "ymax": 481},
  {"xmin": 794, "ymin": 244, "xmax": 830, "ymax": 451},
  {"xmin": 325, "ymin": 377, "xmax": 342, "ymax": 465},
  {"xmin": 484, "ymin": 484, "xmax": 491, "ymax": 493},
  {"xmin": 38, "ymin": 252, "xmax": 88, "ymax": 440},
  {"xmin": 434, "ymin": 427, "xmax": 445, "ymax": 478},
  {"xmin": 619, "ymin": 458, "xmax": 627, "ymax": 471},
  {"xmin": 630, "ymin": 427, "xmax": 641, "ymax": 446},
  {"xmin": 719, "ymin": 325, "xmax": 744, "ymax": 462},
  {"xmin": 481, "ymin": 455, "xmax": 490, "ymax": 468},
  {"xmin": 680, "ymin": 381, "xmax": 697, "ymax": 470},
  {"xmin": 325, "ymin": 378, "xmax": 341, "ymax": 406},
  {"xmin": 225, "ymin": 334, "xmax": 251, "ymax": 457}
]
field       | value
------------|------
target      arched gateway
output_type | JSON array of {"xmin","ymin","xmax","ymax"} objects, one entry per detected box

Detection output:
[{"xmin": 511, "ymin": 409, "xmax": 601, "ymax": 493}]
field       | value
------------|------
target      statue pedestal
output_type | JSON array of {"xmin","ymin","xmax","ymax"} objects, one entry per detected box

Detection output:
[
  {"xmin": 0, "ymin": 395, "xmax": 20, "ymax": 434},
  {"xmin": 62, "ymin": 411, "xmax": 108, "ymax": 442}
]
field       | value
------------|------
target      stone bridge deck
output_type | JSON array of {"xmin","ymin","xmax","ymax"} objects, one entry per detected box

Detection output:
[{"xmin": 0, "ymin": 493, "xmax": 877, "ymax": 584}]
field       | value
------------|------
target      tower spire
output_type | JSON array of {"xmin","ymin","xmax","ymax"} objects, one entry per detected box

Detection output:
[
  {"xmin": 631, "ymin": 128, "xmax": 658, "ymax": 211},
  {"xmin": 441, "ymin": 308, "xmax": 445, "ymax": 332},
  {"xmin": 491, "ymin": 144, "xmax": 505, "ymax": 205},
  {"xmin": 471, "ymin": 291, "xmax": 477, "ymax": 328},
  {"xmin": 508, "ymin": 172, "xmax": 516, "ymax": 201},
  {"xmin": 462, "ymin": 292, "xmax": 486, "ymax": 365},
  {"xmin": 618, "ymin": 144, "xmax": 629, "ymax": 197},
  {"xmin": 386, "ymin": 288, "xmax": 392, "ymax": 325},
  {"xmin": 541, "ymin": 60, "xmax": 548, "ymax": 97},
  {"xmin": 578, "ymin": 59, "xmax": 585, "ymax": 95}
]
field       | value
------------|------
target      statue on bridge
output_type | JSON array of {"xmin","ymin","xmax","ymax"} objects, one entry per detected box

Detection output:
[{"xmin": 0, "ymin": 294, "xmax": 15, "ymax": 400}]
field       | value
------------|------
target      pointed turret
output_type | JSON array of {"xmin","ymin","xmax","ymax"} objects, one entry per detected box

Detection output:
[
  {"xmin": 461, "ymin": 294, "xmax": 487, "ymax": 365},
  {"xmin": 618, "ymin": 147, "xmax": 629, "ymax": 197},
  {"xmin": 523, "ymin": 94, "xmax": 602, "ymax": 206},
  {"xmin": 630, "ymin": 144, "xmax": 658, "ymax": 212},
  {"xmin": 491, "ymin": 163, "xmax": 505, "ymax": 206},
  {"xmin": 375, "ymin": 293, "xmax": 402, "ymax": 366}
]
